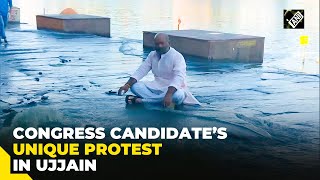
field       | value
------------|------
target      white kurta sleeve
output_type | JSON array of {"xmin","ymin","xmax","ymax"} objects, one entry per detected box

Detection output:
[
  {"xmin": 169, "ymin": 55, "xmax": 186, "ymax": 90},
  {"xmin": 131, "ymin": 52, "xmax": 153, "ymax": 81}
]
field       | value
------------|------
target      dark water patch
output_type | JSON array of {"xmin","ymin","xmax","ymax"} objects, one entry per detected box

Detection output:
[
  {"xmin": 245, "ymin": 88, "xmax": 272, "ymax": 94},
  {"xmin": 1, "ymin": 48, "xmax": 39, "ymax": 52},
  {"xmin": 74, "ymin": 85, "xmax": 84, "ymax": 88},
  {"xmin": 259, "ymin": 111, "xmax": 300, "ymax": 116},
  {"xmin": 293, "ymin": 123, "xmax": 315, "ymax": 127},
  {"xmin": 4, "ymin": 57, "xmax": 38, "ymax": 62},
  {"xmin": 48, "ymin": 63, "xmax": 66, "ymax": 67},
  {"xmin": 48, "ymin": 50, "xmax": 79, "ymax": 53},
  {"xmin": 18, "ymin": 68, "xmax": 38, "ymax": 72},
  {"xmin": 89, "ymin": 81, "xmax": 101, "ymax": 87},
  {"xmin": 1, "ymin": 51, "xmax": 45, "ymax": 56},
  {"xmin": 1, "ymin": 110, "xmax": 18, "ymax": 127},
  {"xmin": 263, "ymin": 68, "xmax": 320, "ymax": 78},
  {"xmin": 196, "ymin": 95, "xmax": 233, "ymax": 102},
  {"xmin": 10, "ymin": 29, "xmax": 38, "ymax": 33},
  {"xmin": 294, "ymin": 80, "xmax": 320, "ymax": 84}
]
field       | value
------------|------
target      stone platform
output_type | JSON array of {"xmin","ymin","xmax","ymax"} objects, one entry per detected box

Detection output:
[
  {"xmin": 36, "ymin": 14, "xmax": 110, "ymax": 37},
  {"xmin": 8, "ymin": 7, "xmax": 20, "ymax": 23},
  {"xmin": 143, "ymin": 30, "xmax": 265, "ymax": 63}
]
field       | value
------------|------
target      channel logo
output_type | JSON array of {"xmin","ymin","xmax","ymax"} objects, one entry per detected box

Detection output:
[{"xmin": 284, "ymin": 9, "xmax": 304, "ymax": 29}]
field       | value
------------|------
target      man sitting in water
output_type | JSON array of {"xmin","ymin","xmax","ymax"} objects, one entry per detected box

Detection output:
[{"xmin": 118, "ymin": 33, "xmax": 200, "ymax": 107}]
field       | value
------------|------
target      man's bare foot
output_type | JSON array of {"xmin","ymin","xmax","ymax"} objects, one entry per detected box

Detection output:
[{"xmin": 125, "ymin": 95, "xmax": 143, "ymax": 105}]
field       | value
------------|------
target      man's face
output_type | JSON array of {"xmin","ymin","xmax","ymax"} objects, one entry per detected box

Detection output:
[{"xmin": 154, "ymin": 35, "xmax": 170, "ymax": 55}]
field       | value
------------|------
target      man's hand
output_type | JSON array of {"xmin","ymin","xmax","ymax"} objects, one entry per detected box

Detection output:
[
  {"xmin": 163, "ymin": 86, "xmax": 177, "ymax": 107},
  {"xmin": 163, "ymin": 94, "xmax": 173, "ymax": 107},
  {"xmin": 118, "ymin": 84, "xmax": 129, "ymax": 96},
  {"xmin": 118, "ymin": 78, "xmax": 137, "ymax": 96}
]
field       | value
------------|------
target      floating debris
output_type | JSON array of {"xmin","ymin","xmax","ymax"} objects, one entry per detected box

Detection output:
[
  {"xmin": 60, "ymin": 59, "xmax": 69, "ymax": 63},
  {"xmin": 106, "ymin": 90, "xmax": 117, "ymax": 95},
  {"xmin": 41, "ymin": 96, "xmax": 49, "ymax": 100},
  {"xmin": 27, "ymin": 101, "xmax": 37, "ymax": 106}
]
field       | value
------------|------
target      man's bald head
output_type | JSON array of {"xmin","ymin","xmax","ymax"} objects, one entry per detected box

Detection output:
[
  {"xmin": 154, "ymin": 33, "xmax": 170, "ymax": 43},
  {"xmin": 154, "ymin": 33, "xmax": 170, "ymax": 55}
]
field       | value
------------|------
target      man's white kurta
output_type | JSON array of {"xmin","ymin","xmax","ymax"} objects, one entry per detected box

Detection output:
[{"xmin": 131, "ymin": 47, "xmax": 201, "ymax": 105}]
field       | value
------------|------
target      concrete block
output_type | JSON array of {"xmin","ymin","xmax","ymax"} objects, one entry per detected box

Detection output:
[
  {"xmin": 9, "ymin": 7, "xmax": 20, "ymax": 23},
  {"xmin": 143, "ymin": 30, "xmax": 265, "ymax": 63},
  {"xmin": 36, "ymin": 14, "xmax": 110, "ymax": 37}
]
